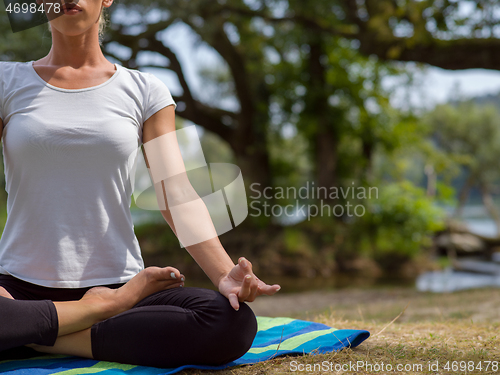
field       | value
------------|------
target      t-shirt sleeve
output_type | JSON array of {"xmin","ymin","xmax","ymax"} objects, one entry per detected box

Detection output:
[{"xmin": 143, "ymin": 73, "xmax": 177, "ymax": 123}]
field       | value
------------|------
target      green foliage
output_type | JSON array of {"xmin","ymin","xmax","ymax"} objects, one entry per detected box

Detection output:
[
  {"xmin": 199, "ymin": 130, "xmax": 235, "ymax": 164},
  {"xmin": 133, "ymin": 220, "xmax": 180, "ymax": 251},
  {"xmin": 283, "ymin": 227, "xmax": 313, "ymax": 256},
  {"xmin": 422, "ymin": 101, "xmax": 500, "ymax": 228},
  {"xmin": 0, "ymin": 13, "xmax": 51, "ymax": 61},
  {"xmin": 359, "ymin": 181, "xmax": 446, "ymax": 264},
  {"xmin": 426, "ymin": 101, "xmax": 500, "ymax": 184},
  {"xmin": 267, "ymin": 131, "xmax": 312, "ymax": 192}
]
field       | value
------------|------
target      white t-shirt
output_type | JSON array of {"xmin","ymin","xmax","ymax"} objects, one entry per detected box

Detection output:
[{"xmin": 0, "ymin": 60, "xmax": 176, "ymax": 288}]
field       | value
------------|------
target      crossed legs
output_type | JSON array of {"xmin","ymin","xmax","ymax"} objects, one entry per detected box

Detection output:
[
  {"xmin": 0, "ymin": 266, "xmax": 185, "ymax": 354},
  {"xmin": 0, "ymin": 268, "xmax": 258, "ymax": 368}
]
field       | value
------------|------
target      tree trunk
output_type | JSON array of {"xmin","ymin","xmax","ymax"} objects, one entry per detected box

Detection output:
[
  {"xmin": 233, "ymin": 146, "xmax": 272, "ymax": 192},
  {"xmin": 316, "ymin": 129, "xmax": 338, "ymax": 199},
  {"xmin": 230, "ymin": 81, "xmax": 272, "ymax": 193},
  {"xmin": 480, "ymin": 182, "xmax": 500, "ymax": 236},
  {"xmin": 424, "ymin": 164, "xmax": 436, "ymax": 197},
  {"xmin": 308, "ymin": 39, "xmax": 339, "ymax": 201},
  {"xmin": 455, "ymin": 173, "xmax": 475, "ymax": 217}
]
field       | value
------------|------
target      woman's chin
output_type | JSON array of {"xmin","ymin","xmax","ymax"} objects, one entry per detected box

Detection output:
[{"xmin": 50, "ymin": 25, "xmax": 92, "ymax": 38}]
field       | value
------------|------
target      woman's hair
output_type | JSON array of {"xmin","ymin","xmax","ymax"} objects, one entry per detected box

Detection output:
[{"xmin": 47, "ymin": 8, "xmax": 108, "ymax": 45}]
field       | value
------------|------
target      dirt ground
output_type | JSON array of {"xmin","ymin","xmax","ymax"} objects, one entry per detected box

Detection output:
[{"xmin": 249, "ymin": 286, "xmax": 500, "ymax": 323}]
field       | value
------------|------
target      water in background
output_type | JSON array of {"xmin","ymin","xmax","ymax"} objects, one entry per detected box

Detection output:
[
  {"xmin": 417, "ymin": 204, "xmax": 500, "ymax": 292},
  {"xmin": 417, "ymin": 269, "xmax": 500, "ymax": 292},
  {"xmin": 458, "ymin": 204, "xmax": 499, "ymax": 238}
]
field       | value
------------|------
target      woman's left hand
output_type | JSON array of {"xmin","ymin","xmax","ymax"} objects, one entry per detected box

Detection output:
[{"xmin": 218, "ymin": 257, "xmax": 281, "ymax": 311}]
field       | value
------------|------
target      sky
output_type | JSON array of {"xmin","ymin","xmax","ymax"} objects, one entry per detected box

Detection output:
[{"xmin": 413, "ymin": 67, "xmax": 500, "ymax": 108}]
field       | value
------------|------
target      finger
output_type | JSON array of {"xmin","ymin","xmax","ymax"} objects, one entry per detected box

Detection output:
[
  {"xmin": 238, "ymin": 274, "xmax": 253, "ymax": 301},
  {"xmin": 247, "ymin": 277, "xmax": 260, "ymax": 302},
  {"xmin": 165, "ymin": 281, "xmax": 184, "ymax": 289},
  {"xmin": 257, "ymin": 283, "xmax": 281, "ymax": 296},
  {"xmin": 238, "ymin": 257, "xmax": 253, "ymax": 274},
  {"xmin": 165, "ymin": 267, "xmax": 182, "ymax": 280},
  {"xmin": 161, "ymin": 274, "xmax": 186, "ymax": 289},
  {"xmin": 247, "ymin": 288, "xmax": 258, "ymax": 302},
  {"xmin": 228, "ymin": 293, "xmax": 240, "ymax": 311},
  {"xmin": 175, "ymin": 273, "xmax": 185, "ymax": 282}
]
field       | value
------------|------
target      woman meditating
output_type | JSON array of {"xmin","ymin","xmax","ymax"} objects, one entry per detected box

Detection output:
[{"xmin": 0, "ymin": 0, "xmax": 280, "ymax": 368}]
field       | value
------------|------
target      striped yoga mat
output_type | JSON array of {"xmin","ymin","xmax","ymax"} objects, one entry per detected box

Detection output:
[{"xmin": 0, "ymin": 316, "xmax": 370, "ymax": 374}]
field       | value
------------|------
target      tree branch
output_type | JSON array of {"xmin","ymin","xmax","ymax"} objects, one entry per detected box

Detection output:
[
  {"xmin": 215, "ymin": 2, "xmax": 500, "ymax": 71},
  {"xmin": 356, "ymin": 36, "xmax": 500, "ymax": 70},
  {"xmin": 216, "ymin": 4, "xmax": 356, "ymax": 37},
  {"xmin": 173, "ymin": 97, "xmax": 235, "ymax": 142}
]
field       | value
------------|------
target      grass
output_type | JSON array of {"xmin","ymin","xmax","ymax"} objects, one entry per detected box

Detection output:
[{"xmin": 184, "ymin": 287, "xmax": 500, "ymax": 374}]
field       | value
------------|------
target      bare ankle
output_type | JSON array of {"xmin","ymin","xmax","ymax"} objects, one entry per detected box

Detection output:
[
  {"xmin": 0, "ymin": 286, "xmax": 13, "ymax": 299},
  {"xmin": 80, "ymin": 289, "xmax": 121, "ymax": 321}
]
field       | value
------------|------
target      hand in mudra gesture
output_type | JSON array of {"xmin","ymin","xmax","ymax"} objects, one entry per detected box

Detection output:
[{"xmin": 218, "ymin": 257, "xmax": 281, "ymax": 311}]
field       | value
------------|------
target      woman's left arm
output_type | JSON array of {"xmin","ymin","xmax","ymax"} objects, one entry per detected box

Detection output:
[{"xmin": 142, "ymin": 105, "xmax": 280, "ymax": 310}]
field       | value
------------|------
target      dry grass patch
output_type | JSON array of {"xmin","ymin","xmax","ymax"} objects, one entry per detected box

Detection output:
[{"xmin": 183, "ymin": 287, "xmax": 500, "ymax": 374}]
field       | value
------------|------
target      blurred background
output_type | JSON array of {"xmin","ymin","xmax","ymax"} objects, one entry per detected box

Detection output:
[{"xmin": 2, "ymin": 0, "xmax": 500, "ymax": 295}]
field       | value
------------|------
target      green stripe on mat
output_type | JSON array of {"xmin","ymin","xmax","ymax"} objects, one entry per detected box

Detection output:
[
  {"xmin": 255, "ymin": 316, "xmax": 295, "ymax": 331},
  {"xmin": 53, "ymin": 361, "xmax": 137, "ymax": 374},
  {"xmin": 248, "ymin": 328, "xmax": 336, "ymax": 354}
]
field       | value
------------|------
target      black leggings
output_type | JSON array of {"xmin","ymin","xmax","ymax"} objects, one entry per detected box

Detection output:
[{"xmin": 0, "ymin": 275, "xmax": 258, "ymax": 368}]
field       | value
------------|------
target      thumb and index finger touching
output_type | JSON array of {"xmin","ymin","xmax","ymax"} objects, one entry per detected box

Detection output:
[
  {"xmin": 227, "ymin": 257, "xmax": 281, "ymax": 311},
  {"xmin": 238, "ymin": 257, "xmax": 281, "ymax": 294}
]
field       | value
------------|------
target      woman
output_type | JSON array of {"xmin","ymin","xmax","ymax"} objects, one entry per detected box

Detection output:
[{"xmin": 0, "ymin": 0, "xmax": 280, "ymax": 368}]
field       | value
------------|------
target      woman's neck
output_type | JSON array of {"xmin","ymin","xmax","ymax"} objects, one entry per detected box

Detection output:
[{"xmin": 41, "ymin": 29, "xmax": 109, "ymax": 68}]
